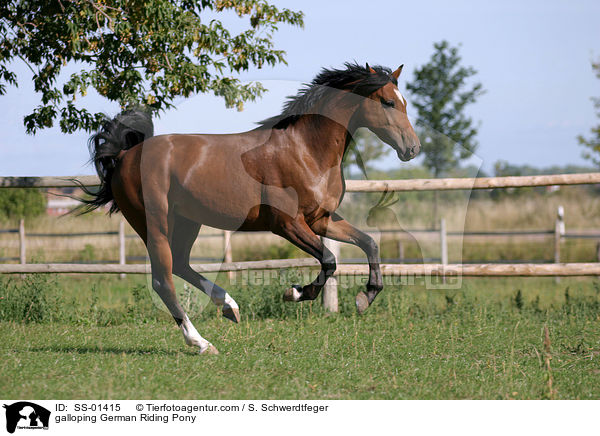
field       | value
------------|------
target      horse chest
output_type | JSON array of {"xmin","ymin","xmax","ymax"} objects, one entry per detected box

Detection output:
[{"xmin": 304, "ymin": 168, "xmax": 344, "ymax": 212}]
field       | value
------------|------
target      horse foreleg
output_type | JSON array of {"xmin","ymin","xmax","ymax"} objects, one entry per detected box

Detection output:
[
  {"xmin": 311, "ymin": 213, "xmax": 383, "ymax": 314},
  {"xmin": 276, "ymin": 217, "xmax": 336, "ymax": 302},
  {"xmin": 170, "ymin": 214, "xmax": 240, "ymax": 323}
]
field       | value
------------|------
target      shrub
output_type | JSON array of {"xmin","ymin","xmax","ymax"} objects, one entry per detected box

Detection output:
[
  {"xmin": 78, "ymin": 244, "xmax": 96, "ymax": 262},
  {"xmin": 0, "ymin": 275, "xmax": 62, "ymax": 323},
  {"xmin": 0, "ymin": 188, "xmax": 46, "ymax": 220}
]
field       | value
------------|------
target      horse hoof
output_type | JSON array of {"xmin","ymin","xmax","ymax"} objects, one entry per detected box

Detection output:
[
  {"xmin": 201, "ymin": 344, "xmax": 219, "ymax": 355},
  {"xmin": 283, "ymin": 285, "xmax": 302, "ymax": 302},
  {"xmin": 355, "ymin": 292, "xmax": 369, "ymax": 314},
  {"xmin": 222, "ymin": 307, "xmax": 240, "ymax": 323}
]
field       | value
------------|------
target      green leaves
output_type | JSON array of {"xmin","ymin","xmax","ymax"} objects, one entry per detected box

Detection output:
[
  {"xmin": 0, "ymin": 188, "xmax": 46, "ymax": 219},
  {"xmin": 578, "ymin": 60, "xmax": 600, "ymax": 168},
  {"xmin": 0, "ymin": 0, "xmax": 304, "ymax": 133},
  {"xmin": 406, "ymin": 40, "xmax": 484, "ymax": 177}
]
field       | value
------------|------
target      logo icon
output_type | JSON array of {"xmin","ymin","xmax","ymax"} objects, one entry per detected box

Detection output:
[{"xmin": 2, "ymin": 402, "xmax": 50, "ymax": 434}]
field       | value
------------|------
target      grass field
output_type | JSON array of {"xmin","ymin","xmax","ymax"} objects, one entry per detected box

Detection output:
[{"xmin": 1, "ymin": 274, "xmax": 599, "ymax": 399}]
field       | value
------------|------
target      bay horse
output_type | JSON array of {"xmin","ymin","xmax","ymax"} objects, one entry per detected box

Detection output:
[{"xmin": 84, "ymin": 62, "xmax": 420, "ymax": 354}]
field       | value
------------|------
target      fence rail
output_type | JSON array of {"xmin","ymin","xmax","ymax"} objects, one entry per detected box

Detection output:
[
  {"xmin": 345, "ymin": 172, "xmax": 600, "ymax": 192},
  {"xmin": 2, "ymin": 261, "xmax": 600, "ymax": 276},
  {"xmin": 2, "ymin": 172, "xmax": 600, "ymax": 312},
  {"xmin": 2, "ymin": 172, "xmax": 600, "ymax": 191},
  {"xmin": 4, "ymin": 219, "xmax": 600, "ymax": 266}
]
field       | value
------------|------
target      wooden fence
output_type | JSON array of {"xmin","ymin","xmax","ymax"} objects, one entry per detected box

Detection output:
[
  {"xmin": 2, "ymin": 172, "xmax": 600, "ymax": 190},
  {"xmin": 4, "ymin": 213, "xmax": 600, "ymax": 266},
  {"xmin": 2, "ymin": 172, "xmax": 600, "ymax": 312}
]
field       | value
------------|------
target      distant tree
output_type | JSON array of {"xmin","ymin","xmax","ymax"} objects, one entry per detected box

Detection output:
[
  {"xmin": 405, "ymin": 40, "xmax": 484, "ymax": 226},
  {"xmin": 406, "ymin": 40, "xmax": 484, "ymax": 177},
  {"xmin": 493, "ymin": 160, "xmax": 538, "ymax": 177},
  {"xmin": 0, "ymin": 0, "xmax": 303, "ymax": 134},
  {"xmin": 578, "ymin": 59, "xmax": 600, "ymax": 167},
  {"xmin": 344, "ymin": 128, "xmax": 390, "ymax": 178},
  {"xmin": 0, "ymin": 189, "xmax": 46, "ymax": 219}
]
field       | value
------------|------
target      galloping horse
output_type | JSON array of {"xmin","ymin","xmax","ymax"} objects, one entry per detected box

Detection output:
[{"xmin": 84, "ymin": 62, "xmax": 420, "ymax": 354}]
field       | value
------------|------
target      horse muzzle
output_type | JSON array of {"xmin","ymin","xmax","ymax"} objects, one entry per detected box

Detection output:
[{"xmin": 397, "ymin": 139, "xmax": 420, "ymax": 162}]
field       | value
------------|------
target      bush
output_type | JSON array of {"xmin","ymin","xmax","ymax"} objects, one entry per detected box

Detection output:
[
  {"xmin": 0, "ymin": 188, "xmax": 46, "ymax": 220},
  {"xmin": 0, "ymin": 275, "xmax": 62, "ymax": 323},
  {"xmin": 78, "ymin": 244, "xmax": 96, "ymax": 262}
]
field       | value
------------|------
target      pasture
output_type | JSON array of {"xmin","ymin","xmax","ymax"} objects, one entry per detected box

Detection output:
[
  {"xmin": 1, "ymin": 273, "xmax": 599, "ymax": 399},
  {"xmin": 2, "ymin": 185, "xmax": 600, "ymax": 399}
]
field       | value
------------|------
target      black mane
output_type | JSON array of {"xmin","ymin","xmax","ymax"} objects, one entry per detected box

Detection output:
[{"xmin": 258, "ymin": 62, "xmax": 397, "ymax": 129}]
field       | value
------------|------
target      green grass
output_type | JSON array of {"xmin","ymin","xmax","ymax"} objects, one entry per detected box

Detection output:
[{"xmin": 0, "ymin": 274, "xmax": 599, "ymax": 399}]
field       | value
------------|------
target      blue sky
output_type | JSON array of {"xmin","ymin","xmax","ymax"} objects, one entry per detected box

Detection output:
[{"xmin": 2, "ymin": 0, "xmax": 600, "ymax": 176}]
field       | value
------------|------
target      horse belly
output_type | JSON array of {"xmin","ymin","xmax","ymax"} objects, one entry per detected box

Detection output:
[{"xmin": 171, "ymin": 145, "xmax": 263, "ymax": 230}]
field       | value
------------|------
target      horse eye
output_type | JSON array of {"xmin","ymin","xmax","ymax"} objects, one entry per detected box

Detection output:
[{"xmin": 381, "ymin": 98, "xmax": 395, "ymax": 108}]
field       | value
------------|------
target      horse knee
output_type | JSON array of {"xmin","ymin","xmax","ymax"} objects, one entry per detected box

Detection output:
[
  {"xmin": 151, "ymin": 278, "xmax": 163, "ymax": 293},
  {"xmin": 152, "ymin": 277, "xmax": 174, "ymax": 296},
  {"xmin": 364, "ymin": 237, "xmax": 379, "ymax": 257}
]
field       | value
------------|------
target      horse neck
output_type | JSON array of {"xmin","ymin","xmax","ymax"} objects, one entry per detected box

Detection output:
[{"xmin": 293, "ymin": 95, "xmax": 360, "ymax": 170}]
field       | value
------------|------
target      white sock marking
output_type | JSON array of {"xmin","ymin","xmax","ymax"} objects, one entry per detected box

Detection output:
[
  {"xmin": 205, "ymin": 286, "xmax": 239, "ymax": 309},
  {"xmin": 291, "ymin": 287, "xmax": 302, "ymax": 302},
  {"xmin": 180, "ymin": 314, "xmax": 212, "ymax": 352}
]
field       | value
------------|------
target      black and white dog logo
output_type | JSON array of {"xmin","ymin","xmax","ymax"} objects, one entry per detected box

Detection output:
[{"xmin": 2, "ymin": 402, "xmax": 50, "ymax": 433}]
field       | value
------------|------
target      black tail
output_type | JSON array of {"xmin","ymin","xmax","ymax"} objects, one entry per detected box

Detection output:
[{"xmin": 78, "ymin": 108, "xmax": 154, "ymax": 214}]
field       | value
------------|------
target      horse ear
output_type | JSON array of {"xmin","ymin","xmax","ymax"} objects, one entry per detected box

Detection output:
[
  {"xmin": 392, "ymin": 64, "xmax": 404, "ymax": 79},
  {"xmin": 365, "ymin": 63, "xmax": 377, "ymax": 74}
]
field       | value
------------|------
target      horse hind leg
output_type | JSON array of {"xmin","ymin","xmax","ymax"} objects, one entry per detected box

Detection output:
[
  {"xmin": 145, "ymin": 210, "xmax": 218, "ymax": 354},
  {"xmin": 171, "ymin": 214, "xmax": 240, "ymax": 323},
  {"xmin": 111, "ymin": 157, "xmax": 217, "ymax": 353}
]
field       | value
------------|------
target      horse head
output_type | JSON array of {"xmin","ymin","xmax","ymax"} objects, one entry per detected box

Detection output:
[{"xmin": 354, "ymin": 64, "xmax": 421, "ymax": 162}]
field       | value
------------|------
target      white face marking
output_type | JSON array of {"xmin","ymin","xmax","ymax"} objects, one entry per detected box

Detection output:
[{"xmin": 394, "ymin": 88, "xmax": 406, "ymax": 105}]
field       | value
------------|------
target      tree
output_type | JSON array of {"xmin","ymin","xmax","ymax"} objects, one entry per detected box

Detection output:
[
  {"xmin": 0, "ymin": 0, "xmax": 303, "ymax": 134},
  {"xmin": 406, "ymin": 40, "xmax": 484, "ymax": 227},
  {"xmin": 578, "ymin": 59, "xmax": 600, "ymax": 167},
  {"xmin": 0, "ymin": 188, "xmax": 46, "ymax": 219},
  {"xmin": 405, "ymin": 40, "xmax": 484, "ymax": 178},
  {"xmin": 344, "ymin": 128, "xmax": 391, "ymax": 178}
]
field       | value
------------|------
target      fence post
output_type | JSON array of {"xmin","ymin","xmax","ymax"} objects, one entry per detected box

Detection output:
[
  {"xmin": 554, "ymin": 206, "xmax": 564, "ymax": 264},
  {"xmin": 321, "ymin": 236, "xmax": 339, "ymax": 312},
  {"xmin": 440, "ymin": 218, "xmax": 448, "ymax": 266},
  {"xmin": 119, "ymin": 219, "xmax": 126, "ymax": 279},
  {"xmin": 397, "ymin": 240, "xmax": 404, "ymax": 263},
  {"xmin": 223, "ymin": 230, "xmax": 233, "ymax": 280},
  {"xmin": 19, "ymin": 218, "xmax": 26, "ymax": 265},
  {"xmin": 440, "ymin": 218, "xmax": 448, "ymax": 283},
  {"xmin": 596, "ymin": 242, "xmax": 600, "ymax": 280}
]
